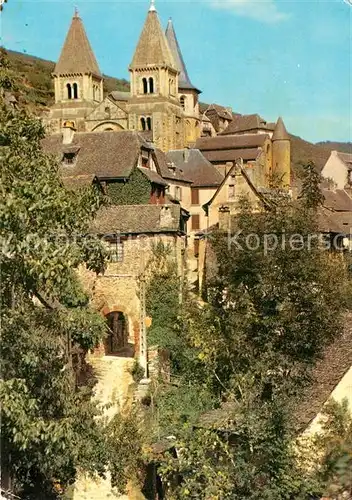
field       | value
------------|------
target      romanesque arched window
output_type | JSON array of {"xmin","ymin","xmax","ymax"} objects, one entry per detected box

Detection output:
[
  {"xmin": 180, "ymin": 95, "xmax": 186, "ymax": 110},
  {"xmin": 142, "ymin": 78, "xmax": 148, "ymax": 94},
  {"xmin": 73, "ymin": 83, "xmax": 79, "ymax": 99},
  {"xmin": 66, "ymin": 83, "xmax": 72, "ymax": 100},
  {"xmin": 141, "ymin": 117, "xmax": 146, "ymax": 131},
  {"xmin": 146, "ymin": 117, "xmax": 152, "ymax": 131},
  {"xmin": 149, "ymin": 77, "xmax": 154, "ymax": 94}
]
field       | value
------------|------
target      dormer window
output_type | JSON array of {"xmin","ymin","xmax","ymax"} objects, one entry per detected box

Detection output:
[{"xmin": 62, "ymin": 152, "xmax": 76, "ymax": 165}]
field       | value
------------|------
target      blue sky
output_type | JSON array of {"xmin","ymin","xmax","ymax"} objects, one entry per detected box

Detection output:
[{"xmin": 1, "ymin": 0, "xmax": 351, "ymax": 143}]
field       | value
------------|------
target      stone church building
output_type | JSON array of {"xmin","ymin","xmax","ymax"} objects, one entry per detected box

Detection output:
[{"xmin": 45, "ymin": 1, "xmax": 202, "ymax": 151}]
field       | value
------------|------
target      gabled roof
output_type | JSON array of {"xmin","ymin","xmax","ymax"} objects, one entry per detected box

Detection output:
[
  {"xmin": 195, "ymin": 134, "xmax": 268, "ymax": 164},
  {"xmin": 295, "ymin": 312, "xmax": 352, "ymax": 431},
  {"xmin": 166, "ymin": 149, "xmax": 223, "ymax": 187},
  {"xmin": 130, "ymin": 6, "xmax": 175, "ymax": 69},
  {"xmin": 89, "ymin": 204, "xmax": 183, "ymax": 234},
  {"xmin": 42, "ymin": 130, "xmax": 152, "ymax": 179},
  {"xmin": 138, "ymin": 166, "xmax": 168, "ymax": 186},
  {"xmin": 153, "ymin": 148, "xmax": 193, "ymax": 183},
  {"xmin": 220, "ymin": 114, "xmax": 270, "ymax": 135},
  {"xmin": 165, "ymin": 19, "xmax": 200, "ymax": 93},
  {"xmin": 322, "ymin": 188, "xmax": 352, "ymax": 212},
  {"xmin": 109, "ymin": 91, "xmax": 130, "ymax": 102},
  {"xmin": 54, "ymin": 11, "xmax": 101, "ymax": 76},
  {"xmin": 206, "ymin": 104, "xmax": 234, "ymax": 121}
]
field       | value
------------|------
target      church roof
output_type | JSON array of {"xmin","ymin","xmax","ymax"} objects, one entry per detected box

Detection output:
[
  {"xmin": 195, "ymin": 134, "xmax": 269, "ymax": 164},
  {"xmin": 272, "ymin": 117, "xmax": 289, "ymax": 141},
  {"xmin": 54, "ymin": 11, "xmax": 101, "ymax": 76},
  {"xmin": 130, "ymin": 4, "xmax": 176, "ymax": 69},
  {"xmin": 220, "ymin": 114, "xmax": 271, "ymax": 136},
  {"xmin": 165, "ymin": 19, "xmax": 200, "ymax": 93}
]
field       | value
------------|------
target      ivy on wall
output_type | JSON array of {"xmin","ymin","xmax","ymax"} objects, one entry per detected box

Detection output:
[{"xmin": 107, "ymin": 167, "xmax": 150, "ymax": 205}]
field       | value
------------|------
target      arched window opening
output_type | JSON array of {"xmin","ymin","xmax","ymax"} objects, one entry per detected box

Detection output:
[
  {"xmin": 66, "ymin": 83, "xmax": 72, "ymax": 100},
  {"xmin": 146, "ymin": 117, "xmax": 152, "ymax": 131},
  {"xmin": 73, "ymin": 83, "xmax": 78, "ymax": 99},
  {"xmin": 142, "ymin": 78, "xmax": 148, "ymax": 94},
  {"xmin": 141, "ymin": 117, "xmax": 146, "ymax": 131},
  {"xmin": 149, "ymin": 77, "xmax": 154, "ymax": 94},
  {"xmin": 180, "ymin": 95, "xmax": 186, "ymax": 110},
  {"xmin": 105, "ymin": 311, "xmax": 128, "ymax": 355}
]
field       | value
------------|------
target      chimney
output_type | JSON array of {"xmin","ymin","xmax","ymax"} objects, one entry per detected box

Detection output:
[
  {"xmin": 62, "ymin": 121, "xmax": 76, "ymax": 145},
  {"xmin": 183, "ymin": 148, "xmax": 190, "ymax": 163}
]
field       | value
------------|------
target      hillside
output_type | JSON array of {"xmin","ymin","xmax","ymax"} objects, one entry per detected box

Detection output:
[
  {"xmin": 6, "ymin": 49, "xmax": 351, "ymax": 173},
  {"xmin": 6, "ymin": 49, "xmax": 130, "ymax": 113}
]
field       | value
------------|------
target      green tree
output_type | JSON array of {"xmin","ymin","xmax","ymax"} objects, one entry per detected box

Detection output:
[
  {"xmin": 158, "ymin": 183, "xmax": 350, "ymax": 498},
  {"xmin": 0, "ymin": 50, "xmax": 108, "ymax": 498}
]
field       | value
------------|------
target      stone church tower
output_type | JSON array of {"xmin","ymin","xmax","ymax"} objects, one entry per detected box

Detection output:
[
  {"xmin": 165, "ymin": 18, "xmax": 201, "ymax": 147},
  {"xmin": 46, "ymin": 9, "xmax": 103, "ymax": 133},
  {"xmin": 127, "ymin": 0, "xmax": 184, "ymax": 151}
]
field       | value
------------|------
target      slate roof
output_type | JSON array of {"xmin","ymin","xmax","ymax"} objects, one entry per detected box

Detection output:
[
  {"xmin": 130, "ymin": 8, "xmax": 175, "ymax": 69},
  {"xmin": 272, "ymin": 117, "xmax": 289, "ymax": 141},
  {"xmin": 109, "ymin": 91, "xmax": 130, "ymax": 102},
  {"xmin": 54, "ymin": 12, "xmax": 101, "ymax": 76},
  {"xmin": 89, "ymin": 204, "xmax": 183, "ymax": 234},
  {"xmin": 220, "ymin": 114, "xmax": 269, "ymax": 135},
  {"xmin": 206, "ymin": 104, "xmax": 233, "ymax": 121},
  {"xmin": 295, "ymin": 312, "xmax": 352, "ymax": 431},
  {"xmin": 61, "ymin": 174, "xmax": 97, "ymax": 189},
  {"xmin": 165, "ymin": 19, "xmax": 200, "ymax": 92},
  {"xmin": 138, "ymin": 166, "xmax": 168, "ymax": 186},
  {"xmin": 337, "ymin": 152, "xmax": 352, "ymax": 170},
  {"xmin": 195, "ymin": 134, "xmax": 268, "ymax": 164},
  {"xmin": 166, "ymin": 149, "xmax": 223, "ymax": 187},
  {"xmin": 153, "ymin": 148, "xmax": 193, "ymax": 183},
  {"xmin": 42, "ymin": 130, "xmax": 152, "ymax": 179},
  {"xmin": 322, "ymin": 189, "xmax": 352, "ymax": 212}
]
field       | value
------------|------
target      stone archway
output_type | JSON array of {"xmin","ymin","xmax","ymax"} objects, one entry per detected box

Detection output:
[
  {"xmin": 91, "ymin": 121, "xmax": 125, "ymax": 132},
  {"xmin": 105, "ymin": 311, "xmax": 128, "ymax": 355}
]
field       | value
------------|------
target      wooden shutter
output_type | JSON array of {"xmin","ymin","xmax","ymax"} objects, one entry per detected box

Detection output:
[
  {"xmin": 191, "ymin": 188, "xmax": 199, "ymax": 205},
  {"xmin": 192, "ymin": 214, "xmax": 200, "ymax": 230}
]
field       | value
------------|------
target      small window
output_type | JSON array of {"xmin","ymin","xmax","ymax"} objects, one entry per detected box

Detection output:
[
  {"xmin": 191, "ymin": 214, "xmax": 200, "ymax": 230},
  {"xmin": 106, "ymin": 240, "xmax": 124, "ymax": 263},
  {"xmin": 146, "ymin": 117, "xmax": 152, "ymax": 131},
  {"xmin": 191, "ymin": 188, "xmax": 199, "ymax": 205},
  {"xmin": 141, "ymin": 117, "xmax": 146, "ymax": 131},
  {"xmin": 66, "ymin": 83, "xmax": 72, "ymax": 100},
  {"xmin": 149, "ymin": 77, "xmax": 154, "ymax": 94},
  {"xmin": 62, "ymin": 152, "xmax": 76, "ymax": 165},
  {"xmin": 228, "ymin": 184, "xmax": 235, "ymax": 199},
  {"xmin": 175, "ymin": 186, "xmax": 182, "ymax": 201},
  {"xmin": 142, "ymin": 78, "xmax": 148, "ymax": 94},
  {"xmin": 73, "ymin": 83, "xmax": 78, "ymax": 99},
  {"xmin": 180, "ymin": 95, "xmax": 186, "ymax": 110}
]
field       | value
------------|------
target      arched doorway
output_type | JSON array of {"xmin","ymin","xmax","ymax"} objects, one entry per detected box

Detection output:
[{"xmin": 105, "ymin": 311, "xmax": 128, "ymax": 355}]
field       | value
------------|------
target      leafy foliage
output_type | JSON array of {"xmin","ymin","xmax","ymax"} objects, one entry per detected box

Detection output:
[
  {"xmin": 0, "ymin": 51, "xmax": 109, "ymax": 498},
  {"xmin": 107, "ymin": 168, "xmax": 151, "ymax": 205}
]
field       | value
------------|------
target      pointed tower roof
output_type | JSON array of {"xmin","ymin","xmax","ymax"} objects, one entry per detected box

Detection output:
[
  {"xmin": 165, "ymin": 18, "xmax": 200, "ymax": 93},
  {"xmin": 54, "ymin": 10, "xmax": 101, "ymax": 76},
  {"xmin": 272, "ymin": 117, "xmax": 289, "ymax": 141},
  {"xmin": 130, "ymin": 1, "xmax": 175, "ymax": 69}
]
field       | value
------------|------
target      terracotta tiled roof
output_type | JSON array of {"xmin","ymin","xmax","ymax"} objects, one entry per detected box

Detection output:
[
  {"xmin": 130, "ymin": 9, "xmax": 175, "ymax": 69},
  {"xmin": 153, "ymin": 148, "xmax": 193, "ymax": 183},
  {"xmin": 89, "ymin": 204, "xmax": 183, "ymax": 234},
  {"xmin": 54, "ymin": 12, "xmax": 101, "ymax": 76},
  {"xmin": 166, "ymin": 149, "xmax": 223, "ymax": 187},
  {"xmin": 42, "ymin": 130, "xmax": 151, "ymax": 179},
  {"xmin": 165, "ymin": 19, "xmax": 200, "ymax": 92},
  {"xmin": 220, "ymin": 114, "xmax": 268, "ymax": 135},
  {"xmin": 295, "ymin": 312, "xmax": 352, "ymax": 431}
]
